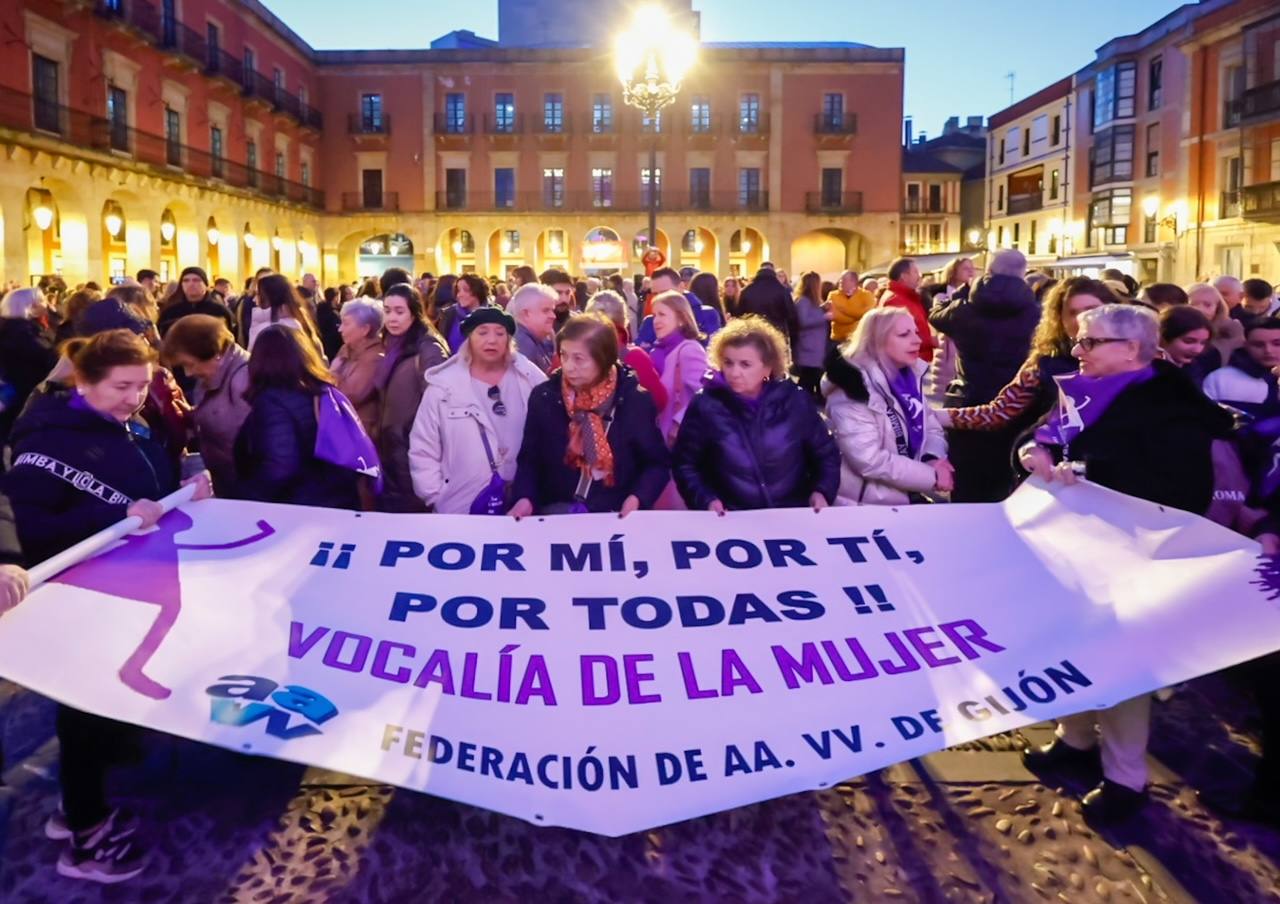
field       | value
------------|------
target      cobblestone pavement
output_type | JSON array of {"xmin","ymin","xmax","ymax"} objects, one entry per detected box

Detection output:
[{"xmin": 1, "ymin": 672, "xmax": 1277, "ymax": 903}]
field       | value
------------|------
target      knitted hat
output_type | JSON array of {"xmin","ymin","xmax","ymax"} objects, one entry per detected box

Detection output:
[
  {"xmin": 76, "ymin": 298, "xmax": 151, "ymax": 337},
  {"xmin": 180, "ymin": 266, "xmax": 209, "ymax": 286},
  {"xmin": 460, "ymin": 305, "xmax": 515, "ymax": 338}
]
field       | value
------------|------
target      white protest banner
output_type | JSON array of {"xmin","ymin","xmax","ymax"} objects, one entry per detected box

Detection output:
[{"xmin": 1, "ymin": 480, "xmax": 1278, "ymax": 836}]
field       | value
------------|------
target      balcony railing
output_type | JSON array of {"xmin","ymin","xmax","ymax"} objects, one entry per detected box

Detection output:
[
  {"xmin": 434, "ymin": 113, "xmax": 474, "ymax": 135},
  {"xmin": 536, "ymin": 112, "xmax": 571, "ymax": 135},
  {"xmin": 348, "ymin": 113, "xmax": 390, "ymax": 135},
  {"xmin": 0, "ymin": 84, "xmax": 322, "ymax": 208},
  {"xmin": 1242, "ymin": 181, "xmax": 1280, "ymax": 221},
  {"xmin": 1007, "ymin": 193, "xmax": 1044, "ymax": 214},
  {"xmin": 95, "ymin": 0, "xmax": 320, "ymax": 129},
  {"xmin": 815, "ymin": 113, "xmax": 858, "ymax": 135},
  {"xmin": 1221, "ymin": 190, "xmax": 1241, "ymax": 218},
  {"xmin": 806, "ymin": 191, "xmax": 863, "ymax": 214},
  {"xmin": 1242, "ymin": 78, "xmax": 1280, "ymax": 121},
  {"xmin": 431, "ymin": 190, "xmax": 771, "ymax": 213},
  {"xmin": 736, "ymin": 113, "xmax": 770, "ymax": 136},
  {"xmin": 483, "ymin": 113, "xmax": 525, "ymax": 135},
  {"xmin": 904, "ymin": 198, "xmax": 954, "ymax": 214},
  {"xmin": 341, "ymin": 191, "xmax": 399, "ymax": 211}
]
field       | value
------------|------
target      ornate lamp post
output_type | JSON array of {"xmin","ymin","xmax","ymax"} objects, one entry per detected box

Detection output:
[{"xmin": 615, "ymin": 7, "xmax": 697, "ymax": 268}]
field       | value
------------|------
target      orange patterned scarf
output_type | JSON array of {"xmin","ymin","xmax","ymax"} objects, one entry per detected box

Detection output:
[{"xmin": 562, "ymin": 366, "xmax": 618, "ymax": 487}]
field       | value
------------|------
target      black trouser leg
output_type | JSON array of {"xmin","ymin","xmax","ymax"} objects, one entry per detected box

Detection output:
[
  {"xmin": 1247, "ymin": 652, "xmax": 1280, "ymax": 800},
  {"xmin": 946, "ymin": 426, "xmax": 1020, "ymax": 503},
  {"xmin": 796, "ymin": 366, "xmax": 823, "ymax": 400},
  {"xmin": 56, "ymin": 705, "xmax": 133, "ymax": 832}
]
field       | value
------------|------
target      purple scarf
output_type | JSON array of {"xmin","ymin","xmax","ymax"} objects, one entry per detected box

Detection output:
[
  {"xmin": 1035, "ymin": 365, "xmax": 1155, "ymax": 448},
  {"xmin": 374, "ymin": 334, "xmax": 406, "ymax": 391},
  {"xmin": 884, "ymin": 366, "xmax": 925, "ymax": 458},
  {"xmin": 649, "ymin": 331, "xmax": 683, "ymax": 376}
]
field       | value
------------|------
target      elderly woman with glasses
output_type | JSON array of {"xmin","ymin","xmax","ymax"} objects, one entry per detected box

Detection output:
[
  {"xmin": 407, "ymin": 307, "xmax": 545, "ymax": 514},
  {"xmin": 329, "ymin": 298, "xmax": 385, "ymax": 440},
  {"xmin": 1017, "ymin": 303, "xmax": 1233, "ymax": 826}
]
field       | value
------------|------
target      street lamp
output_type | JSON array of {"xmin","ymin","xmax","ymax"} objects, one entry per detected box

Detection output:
[{"xmin": 615, "ymin": 5, "xmax": 697, "ymax": 268}]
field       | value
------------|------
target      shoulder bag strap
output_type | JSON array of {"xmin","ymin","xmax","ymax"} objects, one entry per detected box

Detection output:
[{"xmin": 470, "ymin": 413, "xmax": 500, "ymax": 475}]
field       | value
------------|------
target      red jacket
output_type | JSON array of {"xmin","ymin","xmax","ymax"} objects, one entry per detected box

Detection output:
[{"xmin": 881, "ymin": 281, "xmax": 937, "ymax": 363}]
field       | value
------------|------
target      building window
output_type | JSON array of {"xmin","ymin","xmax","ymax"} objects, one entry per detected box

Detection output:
[
  {"xmin": 821, "ymin": 93, "xmax": 844, "ymax": 130},
  {"xmin": 997, "ymin": 184, "xmax": 1005, "ymax": 210},
  {"xmin": 361, "ymin": 93, "xmax": 383, "ymax": 131},
  {"xmin": 502, "ymin": 229, "xmax": 520, "ymax": 255},
  {"xmin": 1052, "ymin": 114, "xmax": 1062, "ymax": 146},
  {"xmin": 494, "ymin": 167, "xmax": 515, "ymax": 208},
  {"xmin": 546, "ymin": 229, "xmax": 565, "ymax": 257},
  {"xmin": 691, "ymin": 96, "xmax": 711, "ymax": 132},
  {"xmin": 164, "ymin": 106, "xmax": 181, "ymax": 166},
  {"xmin": 300, "ymin": 161, "xmax": 310, "ymax": 187},
  {"xmin": 107, "ymin": 86, "xmax": 128, "ymax": 151},
  {"xmin": 1028, "ymin": 219, "xmax": 1037, "ymax": 254},
  {"xmin": 1222, "ymin": 156, "xmax": 1242, "ymax": 217},
  {"xmin": 739, "ymin": 167, "xmax": 762, "ymax": 208},
  {"xmin": 592, "ymin": 94, "xmax": 613, "ymax": 133},
  {"xmin": 363, "ymin": 169, "xmax": 385, "ymax": 209},
  {"xmin": 1148, "ymin": 56, "xmax": 1163, "ymax": 111},
  {"xmin": 1049, "ymin": 168, "xmax": 1060, "ymax": 200},
  {"xmin": 1093, "ymin": 60, "xmax": 1137, "ymax": 128},
  {"xmin": 1145, "ymin": 123, "xmax": 1160, "ymax": 177},
  {"xmin": 275, "ymin": 152, "xmax": 285, "ymax": 179},
  {"xmin": 210, "ymin": 126, "xmax": 224, "ymax": 177},
  {"xmin": 1224, "ymin": 65, "xmax": 1245, "ymax": 127},
  {"xmin": 928, "ymin": 183, "xmax": 943, "ymax": 212},
  {"xmin": 1144, "ymin": 215, "xmax": 1157, "ymax": 243},
  {"xmin": 739, "ymin": 93, "xmax": 760, "ymax": 133},
  {"xmin": 1090, "ymin": 125, "xmax": 1135, "ymax": 186},
  {"xmin": 445, "ymin": 93, "xmax": 466, "ymax": 133},
  {"xmin": 542, "ymin": 168, "xmax": 564, "ymax": 208},
  {"xmin": 642, "ymin": 167, "xmax": 662, "ymax": 207},
  {"xmin": 592, "ymin": 167, "xmax": 614, "ymax": 207},
  {"xmin": 457, "ymin": 229, "xmax": 475, "ymax": 254},
  {"xmin": 299, "ymin": 85, "xmax": 307, "ymax": 107},
  {"xmin": 543, "ymin": 93, "xmax": 563, "ymax": 132},
  {"xmin": 820, "ymin": 168, "xmax": 843, "ymax": 207},
  {"xmin": 246, "ymin": 139, "xmax": 257, "ymax": 184},
  {"xmin": 1012, "ymin": 222, "xmax": 1021, "ymax": 249},
  {"xmin": 206, "ymin": 22, "xmax": 219, "ymax": 56},
  {"xmin": 929, "ymin": 223, "xmax": 943, "ymax": 246},
  {"xmin": 997, "ymin": 225, "xmax": 1005, "ymax": 247},
  {"xmin": 242, "ymin": 47, "xmax": 255, "ymax": 90},
  {"xmin": 1087, "ymin": 188, "xmax": 1132, "ymax": 247},
  {"xmin": 445, "ymin": 168, "xmax": 466, "ymax": 208},
  {"xmin": 998, "ymin": 132, "xmax": 1008, "ymax": 165},
  {"xmin": 689, "ymin": 168, "xmax": 711, "ymax": 209},
  {"xmin": 273, "ymin": 67, "xmax": 284, "ymax": 104},
  {"xmin": 641, "ymin": 110, "xmax": 663, "ymax": 133},
  {"xmin": 682, "ymin": 229, "xmax": 699, "ymax": 253},
  {"xmin": 1022, "ymin": 128, "xmax": 1030, "ymax": 157},
  {"xmin": 494, "ymin": 93, "xmax": 515, "ymax": 132},
  {"xmin": 32, "ymin": 55, "xmax": 60, "ymax": 133}
]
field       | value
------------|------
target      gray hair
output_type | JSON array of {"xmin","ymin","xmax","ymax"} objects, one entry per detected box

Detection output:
[
  {"xmin": 0, "ymin": 287, "xmax": 44, "ymax": 319},
  {"xmin": 340, "ymin": 298, "xmax": 384, "ymax": 335},
  {"xmin": 1077, "ymin": 304, "xmax": 1158, "ymax": 362},
  {"xmin": 1213, "ymin": 275, "xmax": 1243, "ymax": 295},
  {"xmin": 585, "ymin": 290, "xmax": 626, "ymax": 329},
  {"xmin": 989, "ymin": 248, "xmax": 1027, "ymax": 278},
  {"xmin": 507, "ymin": 282, "xmax": 558, "ymax": 320}
]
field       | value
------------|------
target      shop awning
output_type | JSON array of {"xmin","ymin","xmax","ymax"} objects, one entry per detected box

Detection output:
[{"xmin": 1047, "ymin": 253, "xmax": 1134, "ymax": 270}]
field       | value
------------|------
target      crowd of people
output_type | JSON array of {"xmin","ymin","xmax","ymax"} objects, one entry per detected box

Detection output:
[{"xmin": 0, "ymin": 251, "xmax": 1278, "ymax": 881}]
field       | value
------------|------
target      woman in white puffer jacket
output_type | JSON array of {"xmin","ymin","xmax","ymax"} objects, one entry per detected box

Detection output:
[{"xmin": 822, "ymin": 307, "xmax": 954, "ymax": 505}]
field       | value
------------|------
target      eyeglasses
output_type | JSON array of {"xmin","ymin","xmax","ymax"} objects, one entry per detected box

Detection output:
[
  {"xmin": 1074, "ymin": 337, "xmax": 1129, "ymax": 352},
  {"xmin": 488, "ymin": 385, "xmax": 506, "ymax": 417}
]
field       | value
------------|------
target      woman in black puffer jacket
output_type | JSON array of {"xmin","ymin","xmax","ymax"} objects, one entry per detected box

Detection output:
[
  {"xmin": 232, "ymin": 325, "xmax": 360, "ymax": 509},
  {"xmin": 673, "ymin": 317, "xmax": 839, "ymax": 512}
]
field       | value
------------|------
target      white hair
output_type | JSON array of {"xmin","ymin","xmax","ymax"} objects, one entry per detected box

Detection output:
[
  {"xmin": 0, "ymin": 287, "xmax": 44, "ymax": 319},
  {"xmin": 1213, "ymin": 275, "xmax": 1243, "ymax": 294},
  {"xmin": 585, "ymin": 290, "xmax": 626, "ymax": 329},
  {"xmin": 1077, "ymin": 304, "xmax": 1159, "ymax": 362},
  {"xmin": 507, "ymin": 282, "xmax": 558, "ymax": 320},
  {"xmin": 340, "ymin": 298, "xmax": 384, "ymax": 334},
  {"xmin": 989, "ymin": 248, "xmax": 1027, "ymax": 278}
]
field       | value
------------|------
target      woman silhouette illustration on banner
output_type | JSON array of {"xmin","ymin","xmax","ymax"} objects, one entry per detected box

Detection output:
[{"xmin": 51, "ymin": 510, "xmax": 275, "ymax": 700}]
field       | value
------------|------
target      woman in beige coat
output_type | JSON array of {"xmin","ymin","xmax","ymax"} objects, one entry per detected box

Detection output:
[
  {"xmin": 329, "ymin": 299, "xmax": 385, "ymax": 440},
  {"xmin": 822, "ymin": 307, "xmax": 953, "ymax": 505},
  {"xmin": 160, "ymin": 314, "xmax": 251, "ymax": 495}
]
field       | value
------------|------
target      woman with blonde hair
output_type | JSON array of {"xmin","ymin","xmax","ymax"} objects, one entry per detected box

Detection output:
[
  {"xmin": 649, "ymin": 290, "xmax": 707, "ymax": 446},
  {"xmin": 585, "ymin": 291, "xmax": 667, "ymax": 411},
  {"xmin": 673, "ymin": 316, "xmax": 838, "ymax": 512},
  {"xmin": 1186, "ymin": 281, "xmax": 1244, "ymax": 367},
  {"xmin": 823, "ymin": 307, "xmax": 951, "ymax": 505}
]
